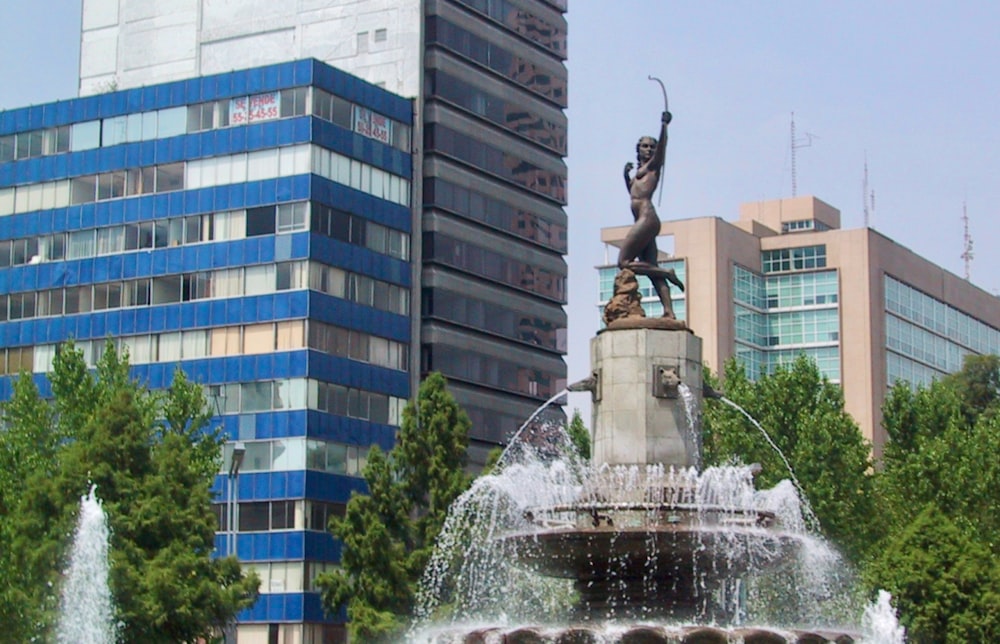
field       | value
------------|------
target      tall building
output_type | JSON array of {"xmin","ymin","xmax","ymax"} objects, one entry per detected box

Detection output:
[
  {"xmin": 0, "ymin": 59, "xmax": 414, "ymax": 642},
  {"xmin": 78, "ymin": 0, "xmax": 570, "ymax": 464},
  {"xmin": 600, "ymin": 196, "xmax": 1000, "ymax": 455}
]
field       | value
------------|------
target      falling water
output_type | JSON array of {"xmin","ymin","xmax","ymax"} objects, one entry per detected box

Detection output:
[
  {"xmin": 56, "ymin": 486, "xmax": 116, "ymax": 644},
  {"xmin": 494, "ymin": 388, "xmax": 570, "ymax": 469},
  {"xmin": 677, "ymin": 383, "xmax": 702, "ymax": 465},
  {"xmin": 717, "ymin": 395, "xmax": 821, "ymax": 533}
]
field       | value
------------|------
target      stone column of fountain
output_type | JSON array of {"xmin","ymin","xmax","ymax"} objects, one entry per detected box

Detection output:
[{"xmin": 588, "ymin": 303, "xmax": 702, "ymax": 470}]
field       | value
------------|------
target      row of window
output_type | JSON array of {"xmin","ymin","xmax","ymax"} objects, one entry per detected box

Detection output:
[
  {"xmin": 307, "ymin": 320, "xmax": 409, "ymax": 371},
  {"xmin": 7, "ymin": 318, "xmax": 405, "ymax": 376},
  {"xmin": 0, "ymin": 261, "xmax": 410, "ymax": 322},
  {"xmin": 780, "ymin": 219, "xmax": 831, "ymax": 233},
  {"xmin": 0, "ymin": 354, "xmax": 405, "ymax": 425},
  {"xmin": 733, "ymin": 265, "xmax": 839, "ymax": 310},
  {"xmin": 425, "ymin": 232, "xmax": 565, "ymax": 302},
  {"xmin": 205, "ymin": 378, "xmax": 405, "ymax": 425},
  {"xmin": 735, "ymin": 304, "xmax": 840, "ymax": 348},
  {"xmin": 885, "ymin": 313, "xmax": 969, "ymax": 375},
  {"xmin": 455, "ymin": 0, "xmax": 567, "ymax": 57},
  {"xmin": 764, "ymin": 309, "xmax": 839, "ymax": 347},
  {"xmin": 765, "ymin": 271, "xmax": 839, "ymax": 309},
  {"xmin": 239, "ymin": 558, "xmax": 341, "ymax": 596},
  {"xmin": 768, "ymin": 346, "xmax": 841, "ymax": 381},
  {"xmin": 887, "ymin": 350, "xmax": 941, "ymax": 390},
  {"xmin": 1, "ymin": 85, "xmax": 410, "ymax": 165},
  {"xmin": 734, "ymin": 342, "xmax": 841, "ymax": 382},
  {"xmin": 213, "ymin": 498, "xmax": 346, "ymax": 534},
  {"xmin": 885, "ymin": 275, "xmax": 1000, "ymax": 355},
  {"xmin": 425, "ymin": 123, "xmax": 565, "ymax": 203},
  {"xmin": 425, "ymin": 69, "xmax": 566, "ymax": 154},
  {"xmin": 0, "ymin": 144, "xmax": 411, "ymax": 217},
  {"xmin": 312, "ymin": 88, "xmax": 410, "ymax": 151},
  {"xmin": 219, "ymin": 437, "xmax": 372, "ymax": 478},
  {"xmin": 0, "ymin": 201, "xmax": 408, "ymax": 269},
  {"xmin": 421, "ymin": 343, "xmax": 559, "ymax": 400},
  {"xmin": 311, "ymin": 202, "xmax": 409, "ymax": 260},
  {"xmin": 0, "ymin": 204, "xmax": 304, "ymax": 268},
  {"xmin": 426, "ymin": 15, "xmax": 567, "ymax": 107},
  {"xmin": 424, "ymin": 177, "xmax": 566, "ymax": 253},
  {"xmin": 1, "ymin": 262, "xmax": 303, "ymax": 320},
  {"xmin": 761, "ymin": 245, "xmax": 827, "ymax": 273},
  {"xmin": 423, "ymin": 287, "xmax": 565, "ymax": 353},
  {"xmin": 463, "ymin": 401, "xmax": 543, "ymax": 446}
]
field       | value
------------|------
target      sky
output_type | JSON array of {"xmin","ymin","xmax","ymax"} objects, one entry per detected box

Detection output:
[{"xmin": 3, "ymin": 1, "xmax": 1000, "ymax": 419}]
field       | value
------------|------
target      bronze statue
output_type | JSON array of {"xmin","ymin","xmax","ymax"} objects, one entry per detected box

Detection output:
[{"xmin": 617, "ymin": 109, "xmax": 684, "ymax": 319}]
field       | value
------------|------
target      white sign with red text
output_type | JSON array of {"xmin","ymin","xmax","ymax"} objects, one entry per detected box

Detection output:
[
  {"xmin": 230, "ymin": 92, "xmax": 282, "ymax": 125},
  {"xmin": 353, "ymin": 107, "xmax": 392, "ymax": 145}
]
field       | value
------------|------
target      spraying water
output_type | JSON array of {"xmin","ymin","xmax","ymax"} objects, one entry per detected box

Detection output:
[
  {"xmin": 494, "ymin": 388, "xmax": 570, "ymax": 470},
  {"xmin": 56, "ymin": 486, "xmax": 116, "ymax": 644},
  {"xmin": 861, "ymin": 590, "xmax": 906, "ymax": 644},
  {"xmin": 411, "ymin": 375, "xmax": 907, "ymax": 642},
  {"xmin": 717, "ymin": 395, "xmax": 821, "ymax": 533}
]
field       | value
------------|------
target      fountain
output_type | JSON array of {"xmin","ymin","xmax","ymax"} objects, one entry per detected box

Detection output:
[
  {"xmin": 410, "ymin": 101, "xmax": 904, "ymax": 643},
  {"xmin": 56, "ymin": 486, "xmax": 117, "ymax": 644}
]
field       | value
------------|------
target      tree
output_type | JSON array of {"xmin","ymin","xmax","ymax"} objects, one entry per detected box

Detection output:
[
  {"xmin": 317, "ymin": 372, "xmax": 472, "ymax": 642},
  {"xmin": 565, "ymin": 409, "xmax": 591, "ymax": 461},
  {"xmin": 702, "ymin": 355, "xmax": 880, "ymax": 563},
  {"xmin": 867, "ymin": 356, "xmax": 1000, "ymax": 637},
  {"xmin": 0, "ymin": 341, "xmax": 258, "ymax": 641},
  {"xmin": 865, "ymin": 504, "xmax": 1000, "ymax": 643},
  {"xmin": 877, "ymin": 370, "xmax": 1000, "ymax": 555}
]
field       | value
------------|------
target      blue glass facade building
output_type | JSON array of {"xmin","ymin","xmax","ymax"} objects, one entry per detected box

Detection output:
[{"xmin": 0, "ymin": 59, "xmax": 413, "ymax": 641}]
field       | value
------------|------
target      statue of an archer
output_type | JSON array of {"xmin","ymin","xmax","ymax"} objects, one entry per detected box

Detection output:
[{"xmin": 617, "ymin": 76, "xmax": 685, "ymax": 319}]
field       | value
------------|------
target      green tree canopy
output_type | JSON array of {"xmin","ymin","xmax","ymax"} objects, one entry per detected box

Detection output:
[
  {"xmin": 0, "ymin": 340, "xmax": 257, "ymax": 642},
  {"xmin": 869, "ymin": 354, "xmax": 1000, "ymax": 637},
  {"xmin": 877, "ymin": 359, "xmax": 1000, "ymax": 554},
  {"xmin": 702, "ymin": 355, "xmax": 880, "ymax": 563},
  {"xmin": 317, "ymin": 372, "xmax": 472, "ymax": 642},
  {"xmin": 865, "ymin": 503, "xmax": 1000, "ymax": 643}
]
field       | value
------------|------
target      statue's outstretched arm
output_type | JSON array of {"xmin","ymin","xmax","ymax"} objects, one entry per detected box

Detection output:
[{"xmin": 651, "ymin": 111, "xmax": 671, "ymax": 170}]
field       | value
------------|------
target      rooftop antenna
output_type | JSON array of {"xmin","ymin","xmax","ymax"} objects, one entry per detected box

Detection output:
[
  {"xmin": 862, "ymin": 152, "xmax": 875, "ymax": 228},
  {"xmin": 790, "ymin": 112, "xmax": 816, "ymax": 197},
  {"xmin": 961, "ymin": 201, "xmax": 974, "ymax": 280}
]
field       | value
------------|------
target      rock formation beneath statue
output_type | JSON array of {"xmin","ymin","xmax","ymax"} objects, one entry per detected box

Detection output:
[{"xmin": 603, "ymin": 268, "xmax": 687, "ymax": 331}]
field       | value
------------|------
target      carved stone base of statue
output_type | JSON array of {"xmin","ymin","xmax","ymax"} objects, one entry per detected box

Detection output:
[{"xmin": 603, "ymin": 268, "xmax": 688, "ymax": 332}]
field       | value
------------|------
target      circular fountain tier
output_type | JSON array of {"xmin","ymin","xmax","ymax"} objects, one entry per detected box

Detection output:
[
  {"xmin": 428, "ymin": 624, "xmax": 859, "ymax": 643},
  {"xmin": 500, "ymin": 502, "xmax": 802, "ymax": 621}
]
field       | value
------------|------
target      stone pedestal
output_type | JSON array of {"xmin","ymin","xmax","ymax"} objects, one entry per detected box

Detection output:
[{"xmin": 590, "ymin": 328, "xmax": 703, "ymax": 470}]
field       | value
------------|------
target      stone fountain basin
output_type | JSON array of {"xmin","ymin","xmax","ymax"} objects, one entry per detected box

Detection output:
[{"xmin": 501, "ymin": 502, "xmax": 801, "ymax": 583}]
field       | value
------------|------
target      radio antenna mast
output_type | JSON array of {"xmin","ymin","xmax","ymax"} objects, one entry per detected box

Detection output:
[
  {"xmin": 961, "ymin": 201, "xmax": 974, "ymax": 280},
  {"xmin": 862, "ymin": 152, "xmax": 875, "ymax": 228},
  {"xmin": 790, "ymin": 112, "xmax": 816, "ymax": 196}
]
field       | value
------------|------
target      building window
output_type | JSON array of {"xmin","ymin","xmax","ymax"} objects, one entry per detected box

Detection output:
[{"xmin": 761, "ymin": 245, "xmax": 827, "ymax": 273}]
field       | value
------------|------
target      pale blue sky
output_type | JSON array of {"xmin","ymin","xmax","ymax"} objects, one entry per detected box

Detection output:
[{"xmin": 3, "ymin": 2, "xmax": 1000, "ymax": 415}]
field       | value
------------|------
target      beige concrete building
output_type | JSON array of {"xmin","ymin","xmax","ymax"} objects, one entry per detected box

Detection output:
[{"xmin": 601, "ymin": 196, "xmax": 1000, "ymax": 455}]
